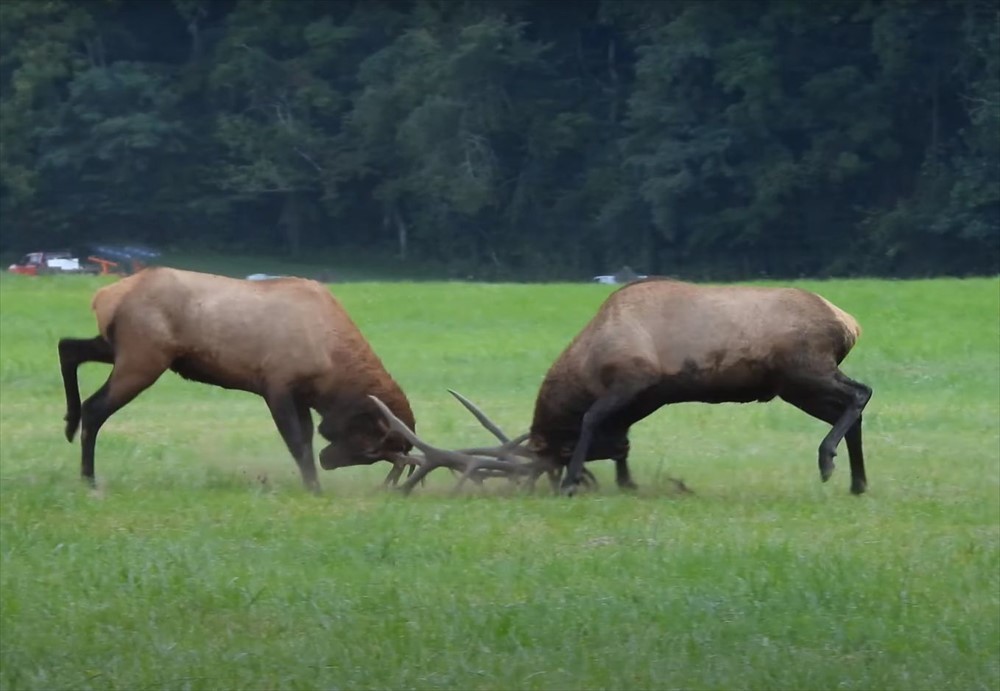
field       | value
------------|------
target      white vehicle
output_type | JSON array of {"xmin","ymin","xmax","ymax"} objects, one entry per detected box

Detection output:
[{"xmin": 592, "ymin": 266, "xmax": 647, "ymax": 285}]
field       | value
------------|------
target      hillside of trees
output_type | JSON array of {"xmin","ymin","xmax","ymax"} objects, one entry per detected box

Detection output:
[{"xmin": 1, "ymin": 0, "xmax": 997, "ymax": 280}]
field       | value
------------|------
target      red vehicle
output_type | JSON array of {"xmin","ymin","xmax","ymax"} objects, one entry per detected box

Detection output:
[{"xmin": 7, "ymin": 251, "xmax": 97, "ymax": 276}]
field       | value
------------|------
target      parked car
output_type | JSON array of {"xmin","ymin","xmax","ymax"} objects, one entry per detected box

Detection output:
[{"xmin": 7, "ymin": 251, "xmax": 98, "ymax": 276}]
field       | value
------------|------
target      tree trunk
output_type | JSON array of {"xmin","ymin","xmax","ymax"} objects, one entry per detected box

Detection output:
[
  {"xmin": 393, "ymin": 206, "xmax": 408, "ymax": 260},
  {"xmin": 607, "ymin": 37, "xmax": 620, "ymax": 125},
  {"xmin": 645, "ymin": 220, "xmax": 660, "ymax": 275},
  {"xmin": 930, "ymin": 66, "xmax": 940, "ymax": 162},
  {"xmin": 85, "ymin": 37, "xmax": 107, "ymax": 68},
  {"xmin": 279, "ymin": 193, "xmax": 302, "ymax": 257},
  {"xmin": 188, "ymin": 19, "xmax": 203, "ymax": 63}
]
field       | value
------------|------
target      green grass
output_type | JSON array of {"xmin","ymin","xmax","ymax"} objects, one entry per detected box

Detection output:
[{"xmin": 1, "ymin": 272, "xmax": 998, "ymax": 691}]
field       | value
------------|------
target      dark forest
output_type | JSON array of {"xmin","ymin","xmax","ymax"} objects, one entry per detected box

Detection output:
[{"xmin": 1, "ymin": 0, "xmax": 997, "ymax": 279}]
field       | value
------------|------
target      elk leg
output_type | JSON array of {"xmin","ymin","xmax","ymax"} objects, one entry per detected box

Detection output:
[
  {"xmin": 553, "ymin": 456, "xmax": 627, "ymax": 492},
  {"xmin": 614, "ymin": 453, "xmax": 638, "ymax": 491},
  {"xmin": 532, "ymin": 466, "xmax": 560, "ymax": 493},
  {"xmin": 266, "ymin": 393, "xmax": 320, "ymax": 494},
  {"xmin": 845, "ymin": 416, "xmax": 866, "ymax": 495},
  {"xmin": 818, "ymin": 373, "xmax": 871, "ymax": 492},
  {"xmin": 830, "ymin": 371, "xmax": 872, "ymax": 494},
  {"xmin": 80, "ymin": 355, "xmax": 166, "ymax": 486},
  {"xmin": 546, "ymin": 467, "xmax": 561, "ymax": 491},
  {"xmin": 59, "ymin": 336, "xmax": 114, "ymax": 442},
  {"xmin": 781, "ymin": 371, "xmax": 872, "ymax": 493},
  {"xmin": 294, "ymin": 398, "xmax": 321, "ymax": 493},
  {"xmin": 543, "ymin": 466, "xmax": 597, "ymax": 491},
  {"xmin": 562, "ymin": 389, "xmax": 640, "ymax": 496}
]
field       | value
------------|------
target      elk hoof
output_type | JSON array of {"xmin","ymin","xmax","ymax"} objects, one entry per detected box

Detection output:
[
  {"xmin": 560, "ymin": 482, "xmax": 579, "ymax": 498},
  {"xmin": 618, "ymin": 480, "xmax": 639, "ymax": 492},
  {"xmin": 819, "ymin": 456, "xmax": 836, "ymax": 482},
  {"xmin": 64, "ymin": 416, "xmax": 79, "ymax": 443},
  {"xmin": 850, "ymin": 479, "xmax": 867, "ymax": 495}
]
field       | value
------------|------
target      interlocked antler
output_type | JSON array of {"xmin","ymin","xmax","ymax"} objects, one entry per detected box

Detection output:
[
  {"xmin": 445, "ymin": 389, "xmax": 560, "ymax": 490},
  {"xmin": 368, "ymin": 396, "xmax": 545, "ymax": 495},
  {"xmin": 447, "ymin": 388, "xmax": 601, "ymax": 491}
]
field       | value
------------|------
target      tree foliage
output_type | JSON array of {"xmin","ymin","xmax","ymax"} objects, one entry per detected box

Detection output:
[{"xmin": 1, "ymin": 0, "xmax": 996, "ymax": 278}]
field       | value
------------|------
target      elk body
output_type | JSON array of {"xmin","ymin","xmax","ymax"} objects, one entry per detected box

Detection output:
[
  {"xmin": 58, "ymin": 267, "xmax": 416, "ymax": 492},
  {"xmin": 528, "ymin": 278, "xmax": 873, "ymax": 495}
]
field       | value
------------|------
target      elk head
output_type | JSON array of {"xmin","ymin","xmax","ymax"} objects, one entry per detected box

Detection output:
[{"xmin": 317, "ymin": 401, "xmax": 413, "ymax": 471}]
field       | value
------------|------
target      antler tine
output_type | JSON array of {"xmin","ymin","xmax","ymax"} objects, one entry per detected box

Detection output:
[
  {"xmin": 447, "ymin": 389, "xmax": 510, "ymax": 443},
  {"xmin": 382, "ymin": 453, "xmax": 420, "ymax": 487},
  {"xmin": 460, "ymin": 431, "xmax": 529, "ymax": 452},
  {"xmin": 459, "ymin": 432, "xmax": 533, "ymax": 461}
]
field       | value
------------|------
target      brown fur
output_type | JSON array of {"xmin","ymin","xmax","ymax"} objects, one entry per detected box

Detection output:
[
  {"xmin": 531, "ymin": 278, "xmax": 873, "ymax": 495},
  {"xmin": 59, "ymin": 268, "xmax": 415, "ymax": 492}
]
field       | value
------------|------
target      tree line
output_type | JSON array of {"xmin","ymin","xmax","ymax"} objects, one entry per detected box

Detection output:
[{"xmin": 1, "ymin": 0, "xmax": 997, "ymax": 279}]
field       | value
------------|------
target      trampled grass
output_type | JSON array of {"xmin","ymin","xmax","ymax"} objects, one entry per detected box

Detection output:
[{"xmin": 0, "ymin": 273, "xmax": 998, "ymax": 690}]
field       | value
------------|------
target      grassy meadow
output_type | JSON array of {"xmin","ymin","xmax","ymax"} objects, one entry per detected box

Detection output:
[{"xmin": 0, "ymin": 272, "xmax": 998, "ymax": 691}]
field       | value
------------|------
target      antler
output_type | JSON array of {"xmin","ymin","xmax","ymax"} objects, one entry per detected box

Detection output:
[
  {"xmin": 448, "ymin": 389, "xmax": 511, "ymax": 443},
  {"xmin": 448, "ymin": 389, "xmax": 600, "ymax": 491},
  {"xmin": 446, "ymin": 389, "xmax": 556, "ymax": 490},
  {"xmin": 448, "ymin": 388, "xmax": 547, "ymax": 469},
  {"xmin": 368, "ymin": 396, "xmax": 545, "ymax": 495},
  {"xmin": 382, "ymin": 460, "xmax": 418, "ymax": 487}
]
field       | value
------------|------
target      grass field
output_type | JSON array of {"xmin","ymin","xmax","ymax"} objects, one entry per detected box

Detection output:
[{"xmin": 1, "ymin": 272, "xmax": 998, "ymax": 691}]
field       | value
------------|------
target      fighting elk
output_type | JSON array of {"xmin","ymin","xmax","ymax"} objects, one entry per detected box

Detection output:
[
  {"xmin": 58, "ymin": 267, "xmax": 419, "ymax": 492},
  {"xmin": 369, "ymin": 277, "xmax": 873, "ymax": 497}
]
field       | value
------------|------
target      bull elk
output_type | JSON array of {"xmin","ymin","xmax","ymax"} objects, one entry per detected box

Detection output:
[
  {"xmin": 369, "ymin": 277, "xmax": 873, "ymax": 497},
  {"xmin": 58, "ymin": 267, "xmax": 421, "ymax": 492}
]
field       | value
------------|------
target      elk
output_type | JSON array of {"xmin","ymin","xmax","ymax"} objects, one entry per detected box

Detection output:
[
  {"xmin": 58, "ymin": 267, "xmax": 419, "ymax": 492},
  {"xmin": 368, "ymin": 277, "xmax": 873, "ymax": 497},
  {"xmin": 523, "ymin": 278, "xmax": 872, "ymax": 495}
]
